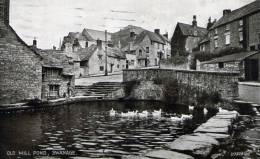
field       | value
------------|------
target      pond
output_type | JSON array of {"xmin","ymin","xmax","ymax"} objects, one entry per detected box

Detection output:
[{"xmin": 0, "ymin": 101, "xmax": 211, "ymax": 158}]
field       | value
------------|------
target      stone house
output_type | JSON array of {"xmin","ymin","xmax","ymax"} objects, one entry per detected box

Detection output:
[
  {"xmin": 171, "ymin": 16, "xmax": 208, "ymax": 56},
  {"xmin": 39, "ymin": 50, "xmax": 75, "ymax": 99},
  {"xmin": 0, "ymin": 0, "xmax": 43, "ymax": 104},
  {"xmin": 200, "ymin": 51, "xmax": 260, "ymax": 81},
  {"xmin": 203, "ymin": 0, "xmax": 260, "ymax": 53},
  {"xmin": 74, "ymin": 40, "xmax": 126, "ymax": 77},
  {"xmin": 113, "ymin": 25, "xmax": 171, "ymax": 68},
  {"xmin": 198, "ymin": 0, "xmax": 260, "ymax": 82},
  {"xmin": 62, "ymin": 28, "xmax": 112, "ymax": 53}
]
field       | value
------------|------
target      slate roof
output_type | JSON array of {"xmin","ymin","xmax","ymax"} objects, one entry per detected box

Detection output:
[
  {"xmin": 177, "ymin": 22, "xmax": 208, "ymax": 37},
  {"xmin": 202, "ymin": 51, "xmax": 260, "ymax": 64},
  {"xmin": 39, "ymin": 50, "xmax": 75, "ymax": 76},
  {"xmin": 134, "ymin": 30, "xmax": 166, "ymax": 45},
  {"xmin": 210, "ymin": 0, "xmax": 260, "ymax": 29},
  {"xmin": 82, "ymin": 28, "xmax": 112, "ymax": 41},
  {"xmin": 75, "ymin": 44, "xmax": 97, "ymax": 61}
]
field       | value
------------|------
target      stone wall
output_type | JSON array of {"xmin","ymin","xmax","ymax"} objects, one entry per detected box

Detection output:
[
  {"xmin": 123, "ymin": 69, "xmax": 240, "ymax": 103},
  {"xmin": 248, "ymin": 12, "xmax": 260, "ymax": 50},
  {"xmin": 0, "ymin": 23, "xmax": 42, "ymax": 104}
]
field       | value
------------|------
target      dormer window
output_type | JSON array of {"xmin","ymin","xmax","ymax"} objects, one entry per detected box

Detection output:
[
  {"xmin": 139, "ymin": 50, "xmax": 142, "ymax": 56},
  {"xmin": 146, "ymin": 47, "xmax": 149, "ymax": 53}
]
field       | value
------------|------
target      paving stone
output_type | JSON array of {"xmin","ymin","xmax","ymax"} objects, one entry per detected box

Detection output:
[
  {"xmin": 167, "ymin": 133, "xmax": 219, "ymax": 158},
  {"xmin": 145, "ymin": 150, "xmax": 194, "ymax": 159}
]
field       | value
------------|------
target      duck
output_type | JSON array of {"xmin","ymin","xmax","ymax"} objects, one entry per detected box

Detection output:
[
  {"xmin": 170, "ymin": 116, "xmax": 182, "ymax": 122},
  {"xmin": 109, "ymin": 108, "xmax": 116, "ymax": 116},
  {"xmin": 152, "ymin": 109, "xmax": 162, "ymax": 117},
  {"xmin": 138, "ymin": 110, "xmax": 149, "ymax": 118},
  {"xmin": 189, "ymin": 105, "xmax": 194, "ymax": 111},
  {"xmin": 181, "ymin": 114, "xmax": 193, "ymax": 120},
  {"xmin": 203, "ymin": 108, "xmax": 208, "ymax": 115}
]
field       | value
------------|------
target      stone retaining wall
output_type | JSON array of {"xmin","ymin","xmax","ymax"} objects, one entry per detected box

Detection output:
[{"xmin": 123, "ymin": 69, "xmax": 240, "ymax": 102}]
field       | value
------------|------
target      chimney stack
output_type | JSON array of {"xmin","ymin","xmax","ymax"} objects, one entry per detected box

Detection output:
[
  {"xmin": 163, "ymin": 33, "xmax": 168, "ymax": 39},
  {"xmin": 207, "ymin": 17, "xmax": 214, "ymax": 30},
  {"xmin": 130, "ymin": 31, "xmax": 136, "ymax": 38},
  {"xmin": 192, "ymin": 15, "xmax": 197, "ymax": 27},
  {"xmin": 33, "ymin": 37, "xmax": 37, "ymax": 48},
  {"xmin": 223, "ymin": 9, "xmax": 231, "ymax": 16},
  {"xmin": 97, "ymin": 39, "xmax": 102, "ymax": 50},
  {"xmin": 154, "ymin": 29, "xmax": 160, "ymax": 35}
]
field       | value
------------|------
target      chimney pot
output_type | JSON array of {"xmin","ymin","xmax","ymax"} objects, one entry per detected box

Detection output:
[
  {"xmin": 33, "ymin": 38, "xmax": 37, "ymax": 48},
  {"xmin": 154, "ymin": 29, "xmax": 160, "ymax": 35},
  {"xmin": 192, "ymin": 15, "xmax": 197, "ymax": 27},
  {"xmin": 223, "ymin": 9, "xmax": 231, "ymax": 16},
  {"xmin": 97, "ymin": 39, "xmax": 102, "ymax": 49},
  {"xmin": 163, "ymin": 33, "xmax": 168, "ymax": 39}
]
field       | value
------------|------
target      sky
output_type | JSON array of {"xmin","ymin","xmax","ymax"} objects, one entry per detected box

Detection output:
[{"xmin": 10, "ymin": 0, "xmax": 255, "ymax": 49}]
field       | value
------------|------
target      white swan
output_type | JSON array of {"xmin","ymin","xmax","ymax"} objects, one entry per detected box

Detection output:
[
  {"xmin": 109, "ymin": 108, "xmax": 116, "ymax": 116},
  {"xmin": 120, "ymin": 110, "xmax": 138, "ymax": 118}
]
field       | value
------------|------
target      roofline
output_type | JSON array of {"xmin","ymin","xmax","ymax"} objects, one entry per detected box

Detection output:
[
  {"xmin": 9, "ymin": 25, "xmax": 43, "ymax": 60},
  {"xmin": 177, "ymin": 22, "xmax": 207, "ymax": 30},
  {"xmin": 209, "ymin": 7, "xmax": 260, "ymax": 30},
  {"xmin": 201, "ymin": 51, "xmax": 260, "ymax": 64}
]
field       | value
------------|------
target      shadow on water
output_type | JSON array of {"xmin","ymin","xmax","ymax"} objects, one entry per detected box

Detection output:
[{"xmin": 0, "ymin": 100, "xmax": 212, "ymax": 158}]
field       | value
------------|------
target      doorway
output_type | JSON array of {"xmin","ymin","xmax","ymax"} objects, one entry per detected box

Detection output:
[{"xmin": 245, "ymin": 59, "xmax": 259, "ymax": 81}]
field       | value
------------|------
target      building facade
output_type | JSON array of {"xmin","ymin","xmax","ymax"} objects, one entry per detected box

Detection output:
[
  {"xmin": 0, "ymin": 0, "xmax": 43, "ymax": 104},
  {"xmin": 171, "ymin": 16, "xmax": 208, "ymax": 56}
]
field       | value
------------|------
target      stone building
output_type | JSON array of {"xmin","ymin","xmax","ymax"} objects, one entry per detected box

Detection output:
[
  {"xmin": 74, "ymin": 40, "xmax": 126, "ymax": 77},
  {"xmin": 0, "ymin": 0, "xmax": 43, "ymax": 104},
  {"xmin": 39, "ymin": 50, "xmax": 75, "ymax": 99},
  {"xmin": 204, "ymin": 0, "xmax": 260, "ymax": 53},
  {"xmin": 200, "ymin": 51, "xmax": 260, "ymax": 81},
  {"xmin": 171, "ymin": 16, "xmax": 208, "ymax": 56},
  {"xmin": 112, "ymin": 25, "xmax": 171, "ymax": 69},
  {"xmin": 198, "ymin": 0, "xmax": 260, "ymax": 82}
]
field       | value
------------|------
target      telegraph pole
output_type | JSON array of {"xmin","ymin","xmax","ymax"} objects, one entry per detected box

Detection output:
[{"xmin": 105, "ymin": 30, "xmax": 108, "ymax": 76}]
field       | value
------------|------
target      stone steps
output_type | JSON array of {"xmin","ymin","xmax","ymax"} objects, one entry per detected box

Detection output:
[{"xmin": 75, "ymin": 82, "xmax": 123, "ymax": 97}]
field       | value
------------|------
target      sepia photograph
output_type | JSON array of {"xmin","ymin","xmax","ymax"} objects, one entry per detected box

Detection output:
[{"xmin": 0, "ymin": 0, "xmax": 260, "ymax": 158}]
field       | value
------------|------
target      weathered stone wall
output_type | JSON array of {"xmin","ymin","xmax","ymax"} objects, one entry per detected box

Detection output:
[
  {"xmin": 123, "ymin": 69, "xmax": 239, "ymax": 103},
  {"xmin": 248, "ymin": 12, "xmax": 260, "ymax": 50},
  {"xmin": 0, "ymin": 23, "xmax": 42, "ymax": 104}
]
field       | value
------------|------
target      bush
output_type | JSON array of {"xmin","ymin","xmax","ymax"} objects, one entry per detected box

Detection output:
[
  {"xmin": 161, "ymin": 55, "xmax": 188, "ymax": 65},
  {"xmin": 123, "ymin": 80, "xmax": 140, "ymax": 97},
  {"xmin": 196, "ymin": 90, "xmax": 222, "ymax": 107},
  {"xmin": 162, "ymin": 79, "xmax": 179, "ymax": 105}
]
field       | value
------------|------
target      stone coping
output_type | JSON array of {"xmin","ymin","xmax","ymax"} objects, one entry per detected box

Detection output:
[{"xmin": 123, "ymin": 68, "xmax": 240, "ymax": 75}]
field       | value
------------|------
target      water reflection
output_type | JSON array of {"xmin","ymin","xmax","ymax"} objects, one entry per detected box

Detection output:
[{"xmin": 0, "ymin": 101, "xmax": 209, "ymax": 158}]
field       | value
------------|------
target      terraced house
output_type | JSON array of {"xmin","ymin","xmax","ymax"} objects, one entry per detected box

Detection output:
[{"xmin": 199, "ymin": 0, "xmax": 260, "ymax": 81}]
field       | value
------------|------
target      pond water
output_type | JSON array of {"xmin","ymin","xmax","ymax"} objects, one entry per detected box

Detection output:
[{"xmin": 0, "ymin": 101, "xmax": 210, "ymax": 158}]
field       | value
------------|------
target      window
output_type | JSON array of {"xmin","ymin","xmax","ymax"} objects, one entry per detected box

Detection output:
[
  {"xmin": 250, "ymin": 45, "xmax": 256, "ymax": 51},
  {"xmin": 80, "ymin": 61, "xmax": 87, "ymax": 67},
  {"xmin": 218, "ymin": 62, "xmax": 224, "ymax": 69},
  {"xmin": 100, "ymin": 66, "xmax": 104, "ymax": 71},
  {"xmin": 98, "ymin": 55, "xmax": 103, "ymax": 60},
  {"xmin": 225, "ymin": 32, "xmax": 231, "ymax": 45},
  {"xmin": 162, "ymin": 45, "xmax": 164, "ymax": 50},
  {"xmin": 117, "ymin": 64, "xmax": 120, "ymax": 68},
  {"xmin": 239, "ymin": 31, "xmax": 243, "ymax": 42},
  {"xmin": 139, "ymin": 49, "xmax": 142, "ymax": 56},
  {"xmin": 146, "ymin": 47, "xmax": 149, "ymax": 53},
  {"xmin": 155, "ymin": 58, "xmax": 158, "ymax": 66},
  {"xmin": 85, "ymin": 41, "xmax": 88, "ymax": 48},
  {"xmin": 225, "ymin": 24, "xmax": 230, "ymax": 31},
  {"xmin": 258, "ymin": 33, "xmax": 260, "ymax": 42},
  {"xmin": 239, "ymin": 20, "xmax": 243, "ymax": 26},
  {"xmin": 157, "ymin": 43, "xmax": 160, "ymax": 49},
  {"xmin": 258, "ymin": 44, "xmax": 260, "ymax": 50},
  {"xmin": 44, "ymin": 68, "xmax": 61, "ymax": 78},
  {"xmin": 49, "ymin": 85, "xmax": 59, "ymax": 97},
  {"xmin": 194, "ymin": 30, "xmax": 198, "ymax": 36},
  {"xmin": 214, "ymin": 28, "xmax": 218, "ymax": 35},
  {"xmin": 214, "ymin": 38, "xmax": 218, "ymax": 48},
  {"xmin": 131, "ymin": 60, "xmax": 135, "ymax": 65}
]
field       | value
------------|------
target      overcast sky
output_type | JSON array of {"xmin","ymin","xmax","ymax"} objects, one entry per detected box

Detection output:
[{"xmin": 10, "ymin": 0, "xmax": 254, "ymax": 49}]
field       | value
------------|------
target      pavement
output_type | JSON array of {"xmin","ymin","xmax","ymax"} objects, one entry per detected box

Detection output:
[{"xmin": 75, "ymin": 73, "xmax": 123, "ymax": 86}]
